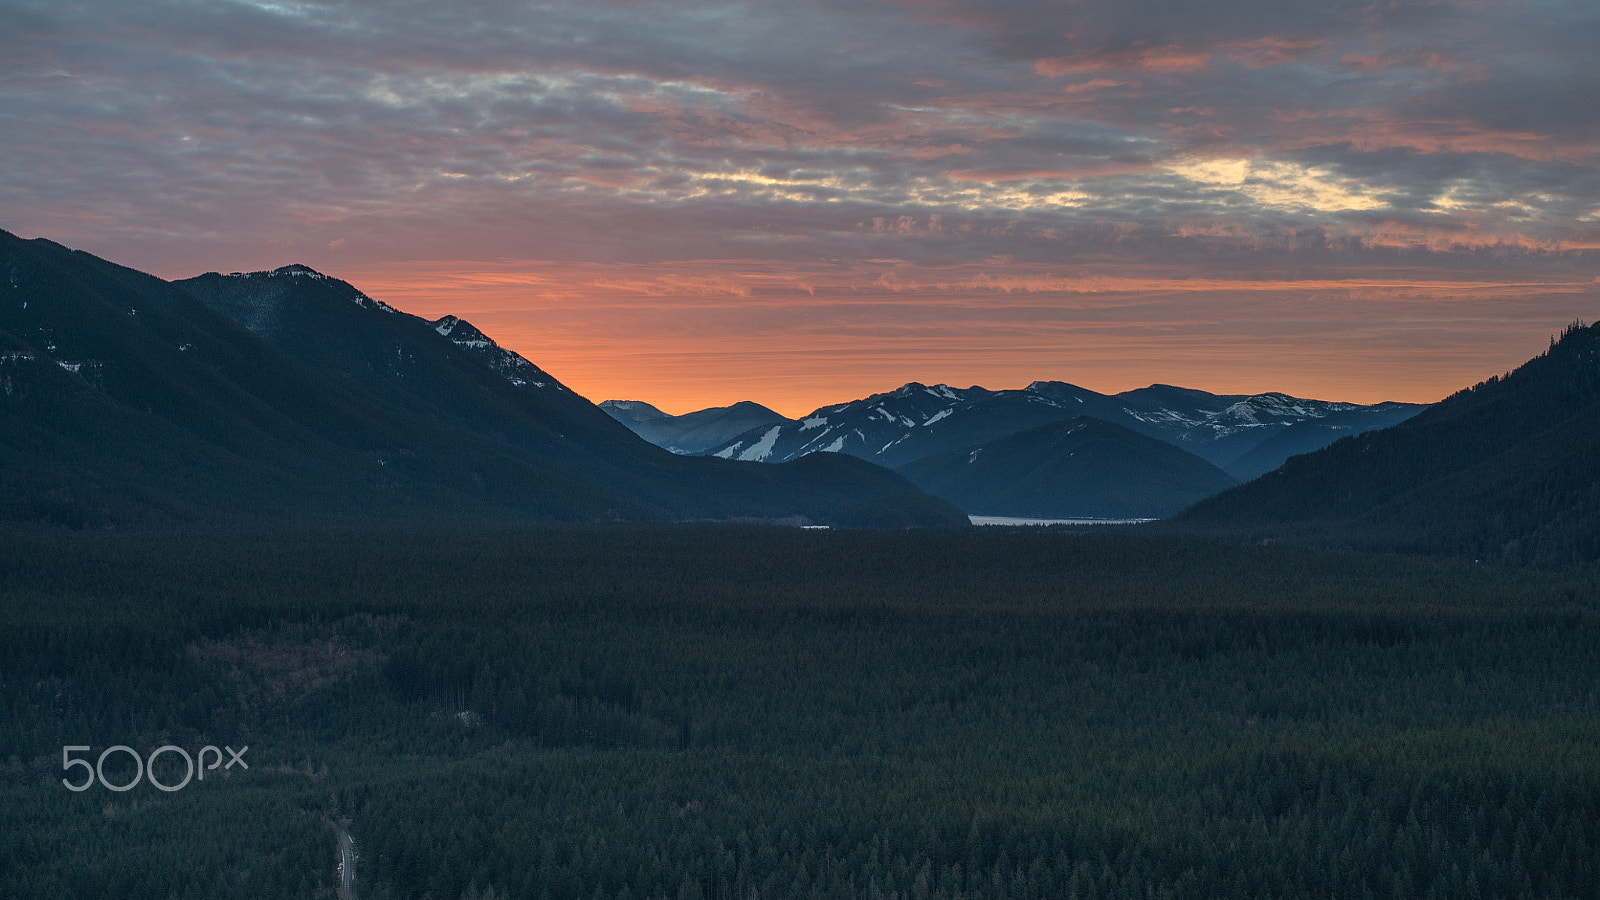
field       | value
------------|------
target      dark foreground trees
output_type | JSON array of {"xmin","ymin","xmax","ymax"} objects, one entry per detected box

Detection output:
[{"xmin": 3, "ymin": 526, "xmax": 1597, "ymax": 898}]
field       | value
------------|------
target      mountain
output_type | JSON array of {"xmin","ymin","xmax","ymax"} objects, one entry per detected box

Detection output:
[
  {"xmin": 0, "ymin": 229, "xmax": 966, "ymax": 528},
  {"xmin": 600, "ymin": 399, "xmax": 671, "ymax": 425},
  {"xmin": 1114, "ymin": 388, "xmax": 1351, "ymax": 466},
  {"xmin": 1033, "ymin": 384, "xmax": 1429, "ymax": 475},
  {"xmin": 1180, "ymin": 321, "xmax": 1600, "ymax": 565},
  {"xmin": 703, "ymin": 380, "xmax": 1426, "ymax": 477},
  {"xmin": 706, "ymin": 382, "xmax": 997, "ymax": 464},
  {"xmin": 897, "ymin": 417, "xmax": 1237, "ymax": 519},
  {"xmin": 601, "ymin": 399, "xmax": 791, "ymax": 455}
]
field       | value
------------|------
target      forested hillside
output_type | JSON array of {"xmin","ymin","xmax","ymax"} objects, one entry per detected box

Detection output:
[{"xmin": 1182, "ymin": 320, "xmax": 1600, "ymax": 565}]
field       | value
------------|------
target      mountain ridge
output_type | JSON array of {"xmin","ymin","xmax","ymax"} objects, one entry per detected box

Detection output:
[
  {"xmin": 0, "ymin": 230, "xmax": 966, "ymax": 528},
  {"xmin": 703, "ymin": 378, "xmax": 1426, "ymax": 480}
]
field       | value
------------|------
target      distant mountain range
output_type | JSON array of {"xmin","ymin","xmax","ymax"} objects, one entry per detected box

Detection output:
[
  {"xmin": 19, "ymin": 225, "xmax": 1581, "ymax": 551},
  {"xmin": 0, "ymin": 230, "xmax": 966, "ymax": 528},
  {"xmin": 1182, "ymin": 320, "xmax": 1600, "ymax": 566},
  {"xmin": 619, "ymin": 378, "xmax": 1424, "ymax": 518},
  {"xmin": 600, "ymin": 399, "xmax": 790, "ymax": 456},
  {"xmin": 699, "ymin": 381, "xmax": 1423, "ymax": 475}
]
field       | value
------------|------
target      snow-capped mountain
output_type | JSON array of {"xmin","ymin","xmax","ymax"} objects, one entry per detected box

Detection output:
[
  {"xmin": 707, "ymin": 382, "xmax": 997, "ymax": 463},
  {"xmin": 705, "ymin": 381, "xmax": 1427, "ymax": 480},
  {"xmin": 1119, "ymin": 388, "xmax": 1356, "ymax": 434},
  {"xmin": 1110, "ymin": 387, "xmax": 1421, "ymax": 471}
]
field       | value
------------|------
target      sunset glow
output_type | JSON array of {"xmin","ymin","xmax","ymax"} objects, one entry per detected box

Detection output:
[{"xmin": 4, "ymin": 0, "xmax": 1596, "ymax": 415}]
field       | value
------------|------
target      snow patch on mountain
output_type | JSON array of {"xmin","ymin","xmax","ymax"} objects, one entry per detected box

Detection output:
[
  {"xmin": 798, "ymin": 426, "xmax": 839, "ymax": 452},
  {"xmin": 735, "ymin": 426, "xmax": 783, "ymax": 461},
  {"xmin": 348, "ymin": 292, "xmax": 399, "ymax": 314},
  {"xmin": 431, "ymin": 315, "xmax": 559, "ymax": 390},
  {"xmin": 1124, "ymin": 407, "xmax": 1204, "ymax": 427}
]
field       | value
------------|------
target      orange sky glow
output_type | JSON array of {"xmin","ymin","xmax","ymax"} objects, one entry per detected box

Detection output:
[{"xmin": 339, "ymin": 259, "xmax": 1599, "ymax": 417}]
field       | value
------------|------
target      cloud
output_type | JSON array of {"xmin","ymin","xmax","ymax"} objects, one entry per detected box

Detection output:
[
  {"xmin": 1035, "ymin": 45, "xmax": 1213, "ymax": 76},
  {"xmin": 1, "ymin": 0, "xmax": 1595, "ymax": 409}
]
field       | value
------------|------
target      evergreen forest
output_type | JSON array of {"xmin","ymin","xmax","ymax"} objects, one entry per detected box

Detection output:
[{"xmin": 3, "ymin": 525, "xmax": 1598, "ymax": 898}]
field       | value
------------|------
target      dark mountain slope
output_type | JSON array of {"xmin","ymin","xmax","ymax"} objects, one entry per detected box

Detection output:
[
  {"xmin": 1356, "ymin": 402, "xmax": 1600, "ymax": 564},
  {"xmin": 177, "ymin": 267, "xmax": 625, "ymax": 451},
  {"xmin": 1, "ymin": 235, "xmax": 665, "ymax": 523},
  {"xmin": 1181, "ymin": 320, "xmax": 1600, "ymax": 564},
  {"xmin": 0, "ymin": 230, "xmax": 965, "ymax": 527},
  {"xmin": 178, "ymin": 266, "xmax": 951, "ymax": 525},
  {"xmin": 897, "ymin": 417, "xmax": 1237, "ymax": 519}
]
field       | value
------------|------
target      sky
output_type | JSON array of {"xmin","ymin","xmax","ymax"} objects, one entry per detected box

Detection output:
[{"xmin": 3, "ymin": 0, "xmax": 1598, "ymax": 416}]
